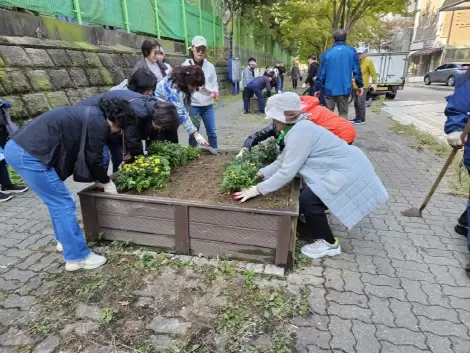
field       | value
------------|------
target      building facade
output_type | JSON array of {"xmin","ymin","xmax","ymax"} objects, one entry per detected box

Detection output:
[{"xmin": 408, "ymin": 0, "xmax": 470, "ymax": 77}]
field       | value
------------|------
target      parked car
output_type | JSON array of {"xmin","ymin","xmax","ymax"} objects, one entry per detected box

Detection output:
[{"xmin": 424, "ymin": 63, "xmax": 470, "ymax": 86}]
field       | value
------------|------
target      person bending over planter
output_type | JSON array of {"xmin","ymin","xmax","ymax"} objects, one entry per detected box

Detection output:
[
  {"xmin": 243, "ymin": 72, "xmax": 275, "ymax": 114},
  {"xmin": 182, "ymin": 36, "xmax": 220, "ymax": 149},
  {"xmin": 233, "ymin": 92, "xmax": 388, "ymax": 260},
  {"xmin": 237, "ymin": 95, "xmax": 356, "ymax": 157},
  {"xmin": 3, "ymin": 99, "xmax": 137, "ymax": 271},
  {"xmin": 154, "ymin": 65, "xmax": 209, "ymax": 147},
  {"xmin": 80, "ymin": 69, "xmax": 180, "ymax": 172}
]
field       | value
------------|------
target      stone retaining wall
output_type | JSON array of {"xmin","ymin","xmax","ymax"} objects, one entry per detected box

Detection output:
[{"xmin": 0, "ymin": 37, "xmax": 230, "ymax": 122}]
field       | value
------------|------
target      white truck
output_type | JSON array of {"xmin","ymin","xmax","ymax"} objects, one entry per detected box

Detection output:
[{"xmin": 367, "ymin": 52, "xmax": 408, "ymax": 100}]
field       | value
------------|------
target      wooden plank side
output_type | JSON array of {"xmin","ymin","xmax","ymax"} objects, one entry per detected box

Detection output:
[
  {"xmin": 275, "ymin": 215, "xmax": 293, "ymax": 266},
  {"xmin": 190, "ymin": 239, "xmax": 275, "ymax": 263},
  {"xmin": 290, "ymin": 177, "xmax": 301, "ymax": 214},
  {"xmin": 95, "ymin": 198, "xmax": 174, "ymax": 219},
  {"xmin": 189, "ymin": 208, "xmax": 278, "ymax": 231},
  {"xmin": 100, "ymin": 228, "xmax": 175, "ymax": 251},
  {"xmin": 79, "ymin": 194, "xmax": 100, "ymax": 242},
  {"xmin": 78, "ymin": 191, "xmax": 298, "ymax": 216},
  {"xmin": 174, "ymin": 205, "xmax": 190, "ymax": 254},
  {"xmin": 97, "ymin": 213, "xmax": 175, "ymax": 236},
  {"xmin": 189, "ymin": 223, "xmax": 277, "ymax": 248}
]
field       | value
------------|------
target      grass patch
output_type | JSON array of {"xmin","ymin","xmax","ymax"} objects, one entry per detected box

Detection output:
[
  {"xmin": 26, "ymin": 244, "xmax": 308, "ymax": 353},
  {"xmin": 371, "ymin": 95, "xmax": 385, "ymax": 113},
  {"xmin": 389, "ymin": 120, "xmax": 470, "ymax": 196},
  {"xmin": 7, "ymin": 166, "xmax": 25, "ymax": 185}
]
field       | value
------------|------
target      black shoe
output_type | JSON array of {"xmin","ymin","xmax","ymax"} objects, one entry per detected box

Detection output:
[
  {"xmin": 1, "ymin": 184, "xmax": 28, "ymax": 194},
  {"xmin": 455, "ymin": 223, "xmax": 468, "ymax": 238},
  {"xmin": 244, "ymin": 111, "xmax": 249, "ymax": 114},
  {"xmin": 465, "ymin": 263, "xmax": 470, "ymax": 274},
  {"xmin": 0, "ymin": 192, "xmax": 12, "ymax": 203}
]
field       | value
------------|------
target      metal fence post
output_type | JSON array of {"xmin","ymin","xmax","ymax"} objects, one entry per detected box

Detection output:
[
  {"xmin": 153, "ymin": 0, "xmax": 161, "ymax": 38},
  {"xmin": 220, "ymin": 16, "xmax": 224, "ymax": 48},
  {"xmin": 198, "ymin": 0, "xmax": 203, "ymax": 35},
  {"xmin": 181, "ymin": 0, "xmax": 189, "ymax": 54},
  {"xmin": 72, "ymin": 0, "xmax": 82, "ymax": 25},
  {"xmin": 121, "ymin": 0, "xmax": 130, "ymax": 32},
  {"xmin": 212, "ymin": 9, "xmax": 216, "ymax": 46}
]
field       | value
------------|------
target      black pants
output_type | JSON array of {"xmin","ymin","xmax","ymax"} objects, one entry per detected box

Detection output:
[
  {"xmin": 292, "ymin": 79, "xmax": 298, "ymax": 89},
  {"xmin": 298, "ymin": 186, "xmax": 335, "ymax": 244},
  {"xmin": 458, "ymin": 169, "xmax": 470, "ymax": 227},
  {"xmin": 0, "ymin": 160, "xmax": 12, "ymax": 187}
]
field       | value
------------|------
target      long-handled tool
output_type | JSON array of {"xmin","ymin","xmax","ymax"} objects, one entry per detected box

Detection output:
[{"xmin": 401, "ymin": 119, "xmax": 470, "ymax": 217}]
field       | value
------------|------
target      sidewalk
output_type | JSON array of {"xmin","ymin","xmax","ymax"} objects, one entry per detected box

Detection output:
[
  {"xmin": 1, "ymin": 96, "xmax": 469, "ymax": 352},
  {"xmin": 383, "ymin": 100, "xmax": 447, "ymax": 139}
]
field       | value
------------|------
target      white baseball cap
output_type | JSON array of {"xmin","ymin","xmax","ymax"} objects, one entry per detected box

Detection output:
[
  {"xmin": 356, "ymin": 46, "xmax": 366, "ymax": 54},
  {"xmin": 265, "ymin": 92, "xmax": 303, "ymax": 124},
  {"xmin": 190, "ymin": 36, "xmax": 207, "ymax": 48}
]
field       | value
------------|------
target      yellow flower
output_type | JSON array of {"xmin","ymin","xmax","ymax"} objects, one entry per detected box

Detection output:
[
  {"xmin": 154, "ymin": 167, "xmax": 159, "ymax": 173},
  {"xmin": 155, "ymin": 158, "xmax": 161, "ymax": 164}
]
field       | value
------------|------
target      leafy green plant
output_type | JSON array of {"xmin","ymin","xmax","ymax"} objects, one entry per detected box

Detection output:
[
  {"xmin": 115, "ymin": 155, "xmax": 171, "ymax": 192},
  {"xmin": 100, "ymin": 307, "xmax": 118, "ymax": 324},
  {"xmin": 148, "ymin": 141, "xmax": 200, "ymax": 168},
  {"xmin": 7, "ymin": 166, "xmax": 25, "ymax": 185},
  {"xmin": 221, "ymin": 139, "xmax": 278, "ymax": 192}
]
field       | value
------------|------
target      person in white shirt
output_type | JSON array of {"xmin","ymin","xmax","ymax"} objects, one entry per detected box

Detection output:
[
  {"xmin": 132, "ymin": 38, "xmax": 170, "ymax": 84},
  {"xmin": 156, "ymin": 48, "xmax": 173, "ymax": 76},
  {"xmin": 181, "ymin": 36, "xmax": 219, "ymax": 149}
]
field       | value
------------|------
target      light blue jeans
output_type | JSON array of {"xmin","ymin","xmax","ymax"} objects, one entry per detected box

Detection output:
[
  {"xmin": 4, "ymin": 140, "xmax": 91, "ymax": 261},
  {"xmin": 188, "ymin": 105, "xmax": 218, "ymax": 149}
]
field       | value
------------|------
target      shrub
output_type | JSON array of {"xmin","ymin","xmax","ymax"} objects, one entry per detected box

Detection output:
[
  {"xmin": 116, "ymin": 155, "xmax": 171, "ymax": 192},
  {"xmin": 221, "ymin": 139, "xmax": 278, "ymax": 193},
  {"xmin": 148, "ymin": 141, "xmax": 200, "ymax": 168}
]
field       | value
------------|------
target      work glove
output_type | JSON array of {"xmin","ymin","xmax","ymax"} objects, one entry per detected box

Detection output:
[
  {"xmin": 314, "ymin": 91, "xmax": 320, "ymax": 98},
  {"xmin": 103, "ymin": 180, "xmax": 118, "ymax": 194},
  {"xmin": 194, "ymin": 132, "xmax": 209, "ymax": 147},
  {"xmin": 233, "ymin": 186, "xmax": 260, "ymax": 203},
  {"xmin": 211, "ymin": 92, "xmax": 219, "ymax": 101},
  {"xmin": 446, "ymin": 131, "xmax": 465, "ymax": 147},
  {"xmin": 301, "ymin": 83, "xmax": 307, "ymax": 89},
  {"xmin": 236, "ymin": 147, "xmax": 248, "ymax": 158}
]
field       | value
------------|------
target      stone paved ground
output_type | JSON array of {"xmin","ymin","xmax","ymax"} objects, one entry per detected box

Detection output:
[
  {"xmin": 1, "ymin": 91, "xmax": 470, "ymax": 352},
  {"xmin": 383, "ymin": 100, "xmax": 446, "ymax": 139}
]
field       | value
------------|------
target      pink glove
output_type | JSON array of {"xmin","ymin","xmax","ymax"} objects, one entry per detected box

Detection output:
[{"xmin": 211, "ymin": 92, "xmax": 219, "ymax": 101}]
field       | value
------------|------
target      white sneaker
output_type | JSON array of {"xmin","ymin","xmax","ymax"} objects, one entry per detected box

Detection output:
[
  {"xmin": 301, "ymin": 238, "xmax": 341, "ymax": 259},
  {"xmin": 56, "ymin": 242, "xmax": 63, "ymax": 252},
  {"xmin": 65, "ymin": 252, "xmax": 107, "ymax": 272}
]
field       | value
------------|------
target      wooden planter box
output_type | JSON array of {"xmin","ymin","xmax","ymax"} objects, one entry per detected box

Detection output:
[{"xmin": 78, "ymin": 180, "xmax": 300, "ymax": 268}]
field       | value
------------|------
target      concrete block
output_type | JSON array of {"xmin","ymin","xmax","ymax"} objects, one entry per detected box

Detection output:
[
  {"xmin": 26, "ymin": 70, "xmax": 53, "ymax": 91},
  {"xmin": 45, "ymin": 91, "xmax": 70, "ymax": 108},
  {"xmin": 25, "ymin": 48, "xmax": 54, "ymax": 68},
  {"xmin": 23, "ymin": 93, "xmax": 50, "ymax": 117},
  {"xmin": 0, "ymin": 46, "xmax": 32, "ymax": 67},
  {"xmin": 48, "ymin": 69, "xmax": 73, "ymax": 90}
]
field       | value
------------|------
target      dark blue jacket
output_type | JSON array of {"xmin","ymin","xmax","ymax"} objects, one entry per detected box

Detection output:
[
  {"xmin": 247, "ymin": 76, "xmax": 272, "ymax": 91},
  {"xmin": 11, "ymin": 106, "xmax": 110, "ymax": 183},
  {"xmin": 79, "ymin": 90, "xmax": 157, "ymax": 157},
  {"xmin": 314, "ymin": 41, "xmax": 363, "ymax": 96},
  {"xmin": 444, "ymin": 68, "xmax": 470, "ymax": 168}
]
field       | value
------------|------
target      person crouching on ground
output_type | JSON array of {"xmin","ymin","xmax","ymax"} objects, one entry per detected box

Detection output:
[
  {"xmin": 182, "ymin": 36, "xmax": 219, "ymax": 150},
  {"xmin": 233, "ymin": 92, "xmax": 388, "ymax": 259},
  {"xmin": 80, "ymin": 68, "xmax": 180, "ymax": 171},
  {"xmin": 243, "ymin": 71, "xmax": 275, "ymax": 114},
  {"xmin": 443, "ymin": 67, "xmax": 470, "ymax": 275},
  {"xmin": 237, "ymin": 95, "xmax": 356, "ymax": 157}
]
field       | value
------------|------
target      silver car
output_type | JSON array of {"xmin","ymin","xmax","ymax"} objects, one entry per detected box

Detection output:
[{"xmin": 424, "ymin": 62, "xmax": 469, "ymax": 86}]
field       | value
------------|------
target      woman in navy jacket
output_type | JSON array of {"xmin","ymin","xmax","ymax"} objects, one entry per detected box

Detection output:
[{"xmin": 4, "ymin": 98, "xmax": 137, "ymax": 272}]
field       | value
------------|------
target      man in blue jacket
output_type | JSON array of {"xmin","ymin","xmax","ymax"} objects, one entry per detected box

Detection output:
[
  {"xmin": 314, "ymin": 29, "xmax": 363, "ymax": 118},
  {"xmin": 444, "ymin": 68, "xmax": 470, "ymax": 274}
]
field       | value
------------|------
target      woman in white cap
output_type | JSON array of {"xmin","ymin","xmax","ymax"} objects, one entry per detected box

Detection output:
[
  {"xmin": 181, "ymin": 36, "xmax": 219, "ymax": 149},
  {"xmin": 234, "ymin": 92, "xmax": 388, "ymax": 260}
]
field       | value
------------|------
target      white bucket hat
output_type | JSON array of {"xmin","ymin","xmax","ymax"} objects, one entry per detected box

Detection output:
[{"xmin": 265, "ymin": 92, "xmax": 304, "ymax": 124}]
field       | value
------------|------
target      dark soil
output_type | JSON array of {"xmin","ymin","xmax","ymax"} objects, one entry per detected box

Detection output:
[{"xmin": 135, "ymin": 152, "xmax": 293, "ymax": 209}]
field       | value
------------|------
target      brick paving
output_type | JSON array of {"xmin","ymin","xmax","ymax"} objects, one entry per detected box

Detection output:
[
  {"xmin": 1, "ymin": 95, "xmax": 470, "ymax": 352},
  {"xmin": 383, "ymin": 100, "xmax": 447, "ymax": 139}
]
